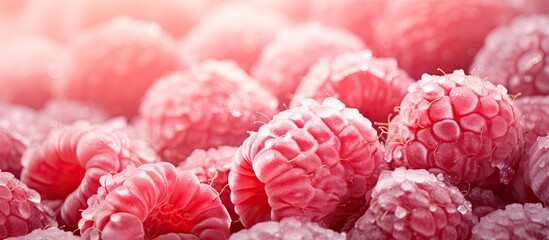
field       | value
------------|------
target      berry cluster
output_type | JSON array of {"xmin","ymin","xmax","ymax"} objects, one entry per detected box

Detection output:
[{"xmin": 0, "ymin": 0, "xmax": 548, "ymax": 239}]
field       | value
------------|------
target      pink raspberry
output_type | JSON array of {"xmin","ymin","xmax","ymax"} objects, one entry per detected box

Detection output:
[
  {"xmin": 6, "ymin": 227, "xmax": 78, "ymax": 240},
  {"xmin": 514, "ymin": 96, "xmax": 549, "ymax": 150},
  {"xmin": 471, "ymin": 15, "xmax": 549, "ymax": 96},
  {"xmin": 229, "ymin": 217, "xmax": 345, "ymax": 240},
  {"xmin": 464, "ymin": 187, "xmax": 505, "ymax": 218},
  {"xmin": 20, "ymin": 120, "xmax": 159, "ymax": 229},
  {"xmin": 140, "ymin": 60, "xmax": 278, "ymax": 164},
  {"xmin": 348, "ymin": 168, "xmax": 478, "ymax": 240},
  {"xmin": 0, "ymin": 36, "xmax": 64, "ymax": 109},
  {"xmin": 521, "ymin": 136, "xmax": 549, "ymax": 205},
  {"xmin": 471, "ymin": 203, "xmax": 549, "ymax": 239},
  {"xmin": 386, "ymin": 70, "xmax": 524, "ymax": 186},
  {"xmin": 291, "ymin": 50, "xmax": 414, "ymax": 125},
  {"xmin": 308, "ymin": 0, "xmax": 387, "ymax": 46},
  {"xmin": 178, "ymin": 146, "xmax": 244, "ymax": 233},
  {"xmin": 0, "ymin": 131, "xmax": 25, "ymax": 179},
  {"xmin": 506, "ymin": 160, "xmax": 541, "ymax": 204},
  {"xmin": 54, "ymin": 17, "xmax": 179, "ymax": 118},
  {"xmin": 78, "ymin": 162, "xmax": 231, "ymax": 240},
  {"xmin": 179, "ymin": 2, "xmax": 291, "ymax": 72},
  {"xmin": 228, "ymin": 97, "xmax": 386, "ymax": 229},
  {"xmin": 0, "ymin": 171, "xmax": 57, "ymax": 239},
  {"xmin": 374, "ymin": 0, "xmax": 517, "ymax": 79},
  {"xmin": 0, "ymin": 103, "xmax": 51, "ymax": 146},
  {"xmin": 251, "ymin": 23, "xmax": 365, "ymax": 107}
]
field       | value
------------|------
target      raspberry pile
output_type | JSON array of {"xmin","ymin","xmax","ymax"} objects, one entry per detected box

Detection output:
[{"xmin": 1, "ymin": 1, "xmax": 549, "ymax": 239}]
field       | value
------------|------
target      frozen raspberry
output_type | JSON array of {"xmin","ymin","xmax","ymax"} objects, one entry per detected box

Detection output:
[
  {"xmin": 20, "ymin": 0, "xmax": 212, "ymax": 41},
  {"xmin": 0, "ymin": 103, "xmax": 51, "ymax": 146},
  {"xmin": 0, "ymin": 36, "xmax": 64, "ymax": 109},
  {"xmin": 251, "ymin": 23, "xmax": 365, "ymax": 107},
  {"xmin": 229, "ymin": 217, "xmax": 345, "ymax": 240},
  {"xmin": 78, "ymin": 162, "xmax": 231, "ymax": 240},
  {"xmin": 308, "ymin": 0, "xmax": 387, "ymax": 46},
  {"xmin": 521, "ymin": 136, "xmax": 549, "ymax": 205},
  {"xmin": 179, "ymin": 2, "xmax": 291, "ymax": 72},
  {"xmin": 228, "ymin": 97, "xmax": 386, "ymax": 229},
  {"xmin": 0, "ymin": 171, "xmax": 57, "ymax": 239},
  {"xmin": 386, "ymin": 70, "xmax": 524, "ymax": 187},
  {"xmin": 464, "ymin": 187, "xmax": 505, "ymax": 218},
  {"xmin": 21, "ymin": 119, "xmax": 159, "ymax": 229},
  {"xmin": 6, "ymin": 227, "xmax": 78, "ymax": 240},
  {"xmin": 471, "ymin": 203, "xmax": 549, "ymax": 240},
  {"xmin": 471, "ymin": 15, "xmax": 549, "ymax": 97},
  {"xmin": 178, "ymin": 146, "xmax": 243, "ymax": 233},
  {"xmin": 348, "ymin": 168, "xmax": 478, "ymax": 240},
  {"xmin": 54, "ymin": 17, "xmax": 179, "ymax": 118},
  {"xmin": 0, "ymin": 131, "xmax": 25, "ymax": 178},
  {"xmin": 506, "ymin": 160, "xmax": 541, "ymax": 204},
  {"xmin": 374, "ymin": 0, "xmax": 517, "ymax": 79},
  {"xmin": 140, "ymin": 60, "xmax": 278, "ymax": 164},
  {"xmin": 514, "ymin": 96, "xmax": 549, "ymax": 150},
  {"xmin": 291, "ymin": 50, "xmax": 414, "ymax": 125}
]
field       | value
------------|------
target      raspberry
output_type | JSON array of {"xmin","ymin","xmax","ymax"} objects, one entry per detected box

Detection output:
[
  {"xmin": 471, "ymin": 15, "xmax": 549, "ymax": 97},
  {"xmin": 0, "ymin": 131, "xmax": 25, "ymax": 179},
  {"xmin": 140, "ymin": 60, "xmax": 278, "ymax": 164},
  {"xmin": 347, "ymin": 168, "xmax": 478, "ymax": 240},
  {"xmin": 514, "ymin": 96, "xmax": 549, "ymax": 150},
  {"xmin": 506, "ymin": 160, "xmax": 541, "ymax": 204},
  {"xmin": 20, "ymin": 120, "xmax": 159, "ymax": 229},
  {"xmin": 229, "ymin": 217, "xmax": 346, "ymax": 240},
  {"xmin": 54, "ymin": 17, "xmax": 179, "ymax": 118},
  {"xmin": 78, "ymin": 162, "xmax": 231, "ymax": 240},
  {"xmin": 251, "ymin": 23, "xmax": 365, "ymax": 107},
  {"xmin": 0, "ymin": 36, "xmax": 64, "ymax": 109},
  {"xmin": 178, "ymin": 146, "xmax": 244, "ymax": 233},
  {"xmin": 6, "ymin": 227, "xmax": 78, "ymax": 240},
  {"xmin": 521, "ymin": 136, "xmax": 549, "ymax": 205},
  {"xmin": 386, "ymin": 70, "xmax": 524, "ymax": 186},
  {"xmin": 308, "ymin": 0, "xmax": 387, "ymax": 46},
  {"xmin": 464, "ymin": 187, "xmax": 505, "ymax": 218},
  {"xmin": 0, "ymin": 103, "xmax": 51, "ymax": 146},
  {"xmin": 0, "ymin": 171, "xmax": 57, "ymax": 239},
  {"xmin": 471, "ymin": 203, "xmax": 549, "ymax": 239},
  {"xmin": 179, "ymin": 2, "xmax": 291, "ymax": 72},
  {"xmin": 228, "ymin": 97, "xmax": 386, "ymax": 229},
  {"xmin": 374, "ymin": 0, "xmax": 517, "ymax": 79},
  {"xmin": 291, "ymin": 50, "xmax": 414, "ymax": 125}
]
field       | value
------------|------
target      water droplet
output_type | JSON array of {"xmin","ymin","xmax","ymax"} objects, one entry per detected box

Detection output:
[
  {"xmin": 393, "ymin": 148, "xmax": 403, "ymax": 159},
  {"xmin": 395, "ymin": 206, "xmax": 408, "ymax": 218},
  {"xmin": 429, "ymin": 204, "xmax": 437, "ymax": 212},
  {"xmin": 436, "ymin": 174, "xmax": 445, "ymax": 182},
  {"xmin": 457, "ymin": 205, "xmax": 468, "ymax": 215},
  {"xmin": 230, "ymin": 110, "xmax": 242, "ymax": 117},
  {"xmin": 401, "ymin": 181, "xmax": 413, "ymax": 191},
  {"xmin": 26, "ymin": 190, "xmax": 40, "ymax": 203},
  {"xmin": 394, "ymin": 221, "xmax": 405, "ymax": 230}
]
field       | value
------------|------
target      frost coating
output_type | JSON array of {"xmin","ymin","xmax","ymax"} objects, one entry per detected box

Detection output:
[
  {"xmin": 348, "ymin": 168, "xmax": 477, "ymax": 240},
  {"xmin": 471, "ymin": 15, "xmax": 549, "ymax": 96},
  {"xmin": 141, "ymin": 60, "xmax": 278, "ymax": 164},
  {"xmin": 521, "ymin": 136, "xmax": 549, "ymax": 205},
  {"xmin": 472, "ymin": 203, "xmax": 549, "ymax": 240},
  {"xmin": 229, "ymin": 217, "xmax": 345, "ymax": 240}
]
